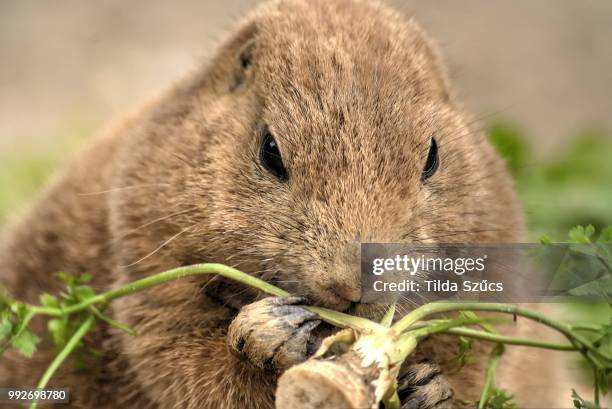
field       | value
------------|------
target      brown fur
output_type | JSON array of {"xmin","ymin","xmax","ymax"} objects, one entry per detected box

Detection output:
[{"xmin": 0, "ymin": 0, "xmax": 569, "ymax": 408}]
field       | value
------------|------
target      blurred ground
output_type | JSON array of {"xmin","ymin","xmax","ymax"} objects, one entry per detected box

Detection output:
[{"xmin": 1, "ymin": 0, "xmax": 612, "ymax": 156}]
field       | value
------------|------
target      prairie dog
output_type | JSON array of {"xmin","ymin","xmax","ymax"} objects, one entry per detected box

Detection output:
[{"xmin": 0, "ymin": 0, "xmax": 570, "ymax": 408}]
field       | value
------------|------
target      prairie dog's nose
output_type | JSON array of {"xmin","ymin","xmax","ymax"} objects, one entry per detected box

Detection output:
[{"xmin": 328, "ymin": 238, "xmax": 362, "ymax": 303}]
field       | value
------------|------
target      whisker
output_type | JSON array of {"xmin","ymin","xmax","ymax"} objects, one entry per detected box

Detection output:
[
  {"xmin": 114, "ymin": 208, "xmax": 198, "ymax": 240},
  {"xmin": 78, "ymin": 183, "xmax": 171, "ymax": 196},
  {"xmin": 121, "ymin": 226, "xmax": 193, "ymax": 268}
]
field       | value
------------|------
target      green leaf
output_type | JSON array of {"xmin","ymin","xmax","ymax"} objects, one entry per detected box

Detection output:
[
  {"xmin": 454, "ymin": 336, "xmax": 473, "ymax": 369},
  {"xmin": 10, "ymin": 328, "xmax": 40, "ymax": 358},
  {"xmin": 77, "ymin": 273, "xmax": 92, "ymax": 284},
  {"xmin": 586, "ymin": 225, "xmax": 596, "ymax": 239},
  {"xmin": 13, "ymin": 302, "xmax": 29, "ymax": 321},
  {"xmin": 56, "ymin": 271, "xmax": 74, "ymax": 286},
  {"xmin": 598, "ymin": 227, "xmax": 612, "ymax": 244},
  {"xmin": 539, "ymin": 234, "xmax": 553, "ymax": 244},
  {"xmin": 48, "ymin": 317, "xmax": 68, "ymax": 349},
  {"xmin": 0, "ymin": 312, "xmax": 13, "ymax": 340},
  {"xmin": 0, "ymin": 288, "xmax": 12, "ymax": 310},
  {"xmin": 595, "ymin": 319, "xmax": 612, "ymax": 358},
  {"xmin": 73, "ymin": 285, "xmax": 96, "ymax": 301},
  {"xmin": 569, "ymin": 225, "xmax": 596, "ymax": 244},
  {"xmin": 39, "ymin": 293, "xmax": 59, "ymax": 309},
  {"xmin": 485, "ymin": 387, "xmax": 518, "ymax": 409},
  {"xmin": 568, "ymin": 276, "xmax": 612, "ymax": 299}
]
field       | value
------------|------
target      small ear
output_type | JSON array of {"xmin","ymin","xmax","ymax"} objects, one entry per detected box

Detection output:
[
  {"xmin": 239, "ymin": 39, "xmax": 256, "ymax": 70},
  {"xmin": 191, "ymin": 21, "xmax": 257, "ymax": 94},
  {"xmin": 232, "ymin": 39, "xmax": 256, "ymax": 90}
]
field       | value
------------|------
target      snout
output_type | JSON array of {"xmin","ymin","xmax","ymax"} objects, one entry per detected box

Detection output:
[{"xmin": 318, "ymin": 239, "xmax": 363, "ymax": 310}]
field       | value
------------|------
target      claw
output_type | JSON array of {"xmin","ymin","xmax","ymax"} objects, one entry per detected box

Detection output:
[
  {"xmin": 228, "ymin": 297, "xmax": 321, "ymax": 372},
  {"xmin": 397, "ymin": 362, "xmax": 454, "ymax": 409}
]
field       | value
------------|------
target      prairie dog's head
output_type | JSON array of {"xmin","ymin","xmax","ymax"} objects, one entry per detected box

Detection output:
[{"xmin": 114, "ymin": 0, "xmax": 524, "ymax": 312}]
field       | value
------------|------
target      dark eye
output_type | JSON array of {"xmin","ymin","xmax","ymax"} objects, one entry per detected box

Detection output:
[
  {"xmin": 421, "ymin": 137, "xmax": 439, "ymax": 182},
  {"xmin": 260, "ymin": 132, "xmax": 287, "ymax": 180}
]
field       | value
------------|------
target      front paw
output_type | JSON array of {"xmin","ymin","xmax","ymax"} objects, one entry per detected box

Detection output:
[
  {"xmin": 228, "ymin": 296, "xmax": 321, "ymax": 372},
  {"xmin": 396, "ymin": 362, "xmax": 454, "ymax": 409}
]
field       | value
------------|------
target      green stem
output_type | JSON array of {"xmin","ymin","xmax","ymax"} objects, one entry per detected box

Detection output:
[
  {"xmin": 393, "ymin": 302, "xmax": 606, "ymax": 361},
  {"xmin": 406, "ymin": 316, "xmax": 504, "ymax": 339},
  {"xmin": 7, "ymin": 264, "xmax": 607, "ymax": 409},
  {"xmin": 88, "ymin": 305, "xmax": 137, "ymax": 336},
  {"xmin": 306, "ymin": 306, "xmax": 383, "ymax": 332},
  {"xmin": 406, "ymin": 319, "xmax": 576, "ymax": 350},
  {"xmin": 593, "ymin": 366, "xmax": 600, "ymax": 407},
  {"xmin": 394, "ymin": 335, "xmax": 419, "ymax": 368},
  {"xmin": 395, "ymin": 303, "xmax": 568, "ymax": 335},
  {"xmin": 28, "ymin": 305, "xmax": 61, "ymax": 316},
  {"xmin": 30, "ymin": 314, "xmax": 95, "ymax": 409},
  {"xmin": 478, "ymin": 344, "xmax": 504, "ymax": 409},
  {"xmin": 26, "ymin": 264, "xmax": 381, "ymax": 333},
  {"xmin": 380, "ymin": 303, "xmax": 396, "ymax": 327},
  {"xmin": 67, "ymin": 264, "xmax": 291, "ymax": 312},
  {"xmin": 571, "ymin": 324, "xmax": 603, "ymax": 332},
  {"xmin": 441, "ymin": 327, "xmax": 576, "ymax": 351}
]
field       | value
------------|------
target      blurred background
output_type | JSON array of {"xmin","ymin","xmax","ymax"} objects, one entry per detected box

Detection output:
[{"xmin": 0, "ymin": 0, "xmax": 611, "ymax": 400}]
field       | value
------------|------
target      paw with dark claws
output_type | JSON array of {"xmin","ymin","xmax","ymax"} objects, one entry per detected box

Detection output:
[
  {"xmin": 396, "ymin": 361, "xmax": 454, "ymax": 409},
  {"xmin": 228, "ymin": 296, "xmax": 321, "ymax": 372}
]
